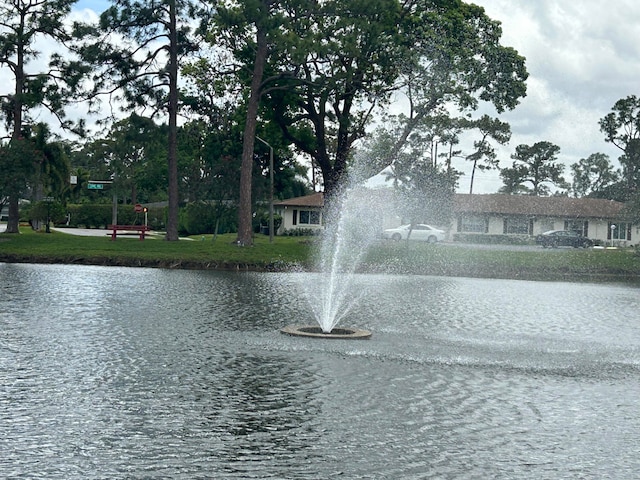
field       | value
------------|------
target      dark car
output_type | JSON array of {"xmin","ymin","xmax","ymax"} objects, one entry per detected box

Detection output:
[{"xmin": 535, "ymin": 230, "xmax": 594, "ymax": 248}]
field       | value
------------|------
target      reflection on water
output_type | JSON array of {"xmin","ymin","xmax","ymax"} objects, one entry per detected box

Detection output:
[{"xmin": 1, "ymin": 263, "xmax": 640, "ymax": 478}]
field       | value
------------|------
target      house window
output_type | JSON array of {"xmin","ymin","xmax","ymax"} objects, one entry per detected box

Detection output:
[
  {"xmin": 298, "ymin": 209, "xmax": 321, "ymax": 225},
  {"xmin": 503, "ymin": 217, "xmax": 532, "ymax": 235},
  {"xmin": 458, "ymin": 215, "xmax": 488, "ymax": 233},
  {"xmin": 564, "ymin": 220, "xmax": 588, "ymax": 237},
  {"xmin": 608, "ymin": 222, "xmax": 631, "ymax": 240},
  {"xmin": 539, "ymin": 219, "xmax": 554, "ymax": 232}
]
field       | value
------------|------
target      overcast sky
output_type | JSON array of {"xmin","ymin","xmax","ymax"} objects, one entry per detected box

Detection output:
[
  {"xmin": 4, "ymin": 0, "xmax": 639, "ymax": 194},
  {"xmin": 462, "ymin": 0, "xmax": 640, "ymax": 193}
]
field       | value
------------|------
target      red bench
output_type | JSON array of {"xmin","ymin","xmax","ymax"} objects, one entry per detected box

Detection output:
[{"xmin": 108, "ymin": 224, "xmax": 150, "ymax": 240}]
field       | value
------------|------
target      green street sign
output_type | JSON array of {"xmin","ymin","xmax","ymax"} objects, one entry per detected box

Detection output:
[{"xmin": 88, "ymin": 183, "xmax": 104, "ymax": 190}]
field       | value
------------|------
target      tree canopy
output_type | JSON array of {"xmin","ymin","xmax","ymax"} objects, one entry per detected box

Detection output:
[
  {"xmin": 2, "ymin": 0, "xmax": 538, "ymax": 239},
  {"xmin": 0, "ymin": 0, "xmax": 84, "ymax": 232},
  {"xmin": 499, "ymin": 141, "xmax": 567, "ymax": 196},
  {"xmin": 599, "ymin": 95, "xmax": 640, "ymax": 200}
]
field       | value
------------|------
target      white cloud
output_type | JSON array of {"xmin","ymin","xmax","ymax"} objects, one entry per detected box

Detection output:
[{"xmin": 464, "ymin": 0, "xmax": 640, "ymax": 193}]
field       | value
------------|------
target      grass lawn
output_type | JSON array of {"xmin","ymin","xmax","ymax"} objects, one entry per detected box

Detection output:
[
  {"xmin": 364, "ymin": 242, "xmax": 640, "ymax": 281},
  {"xmin": 0, "ymin": 228, "xmax": 311, "ymax": 269},
  {"xmin": 1, "ymin": 226, "xmax": 639, "ymax": 281}
]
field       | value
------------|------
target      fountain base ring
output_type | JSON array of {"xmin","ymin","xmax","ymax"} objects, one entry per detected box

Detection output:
[{"xmin": 281, "ymin": 325, "xmax": 372, "ymax": 340}]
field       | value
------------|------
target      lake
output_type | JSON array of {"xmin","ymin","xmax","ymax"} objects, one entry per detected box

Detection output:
[{"xmin": 1, "ymin": 263, "xmax": 639, "ymax": 478}]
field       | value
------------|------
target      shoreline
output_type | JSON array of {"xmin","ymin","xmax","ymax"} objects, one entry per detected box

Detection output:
[{"xmin": 2, "ymin": 253, "xmax": 638, "ymax": 284}]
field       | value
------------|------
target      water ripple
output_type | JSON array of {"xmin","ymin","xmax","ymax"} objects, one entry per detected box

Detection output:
[{"xmin": 2, "ymin": 264, "xmax": 640, "ymax": 478}]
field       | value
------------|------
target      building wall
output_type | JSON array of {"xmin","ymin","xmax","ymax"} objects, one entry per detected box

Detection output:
[
  {"xmin": 452, "ymin": 214, "xmax": 638, "ymax": 246},
  {"xmin": 276, "ymin": 206, "xmax": 324, "ymax": 234}
]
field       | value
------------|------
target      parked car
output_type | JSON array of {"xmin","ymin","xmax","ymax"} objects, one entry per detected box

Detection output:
[
  {"xmin": 382, "ymin": 224, "xmax": 446, "ymax": 243},
  {"xmin": 535, "ymin": 230, "xmax": 594, "ymax": 248}
]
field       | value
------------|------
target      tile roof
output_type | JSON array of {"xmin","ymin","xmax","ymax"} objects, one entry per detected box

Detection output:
[
  {"xmin": 274, "ymin": 191, "xmax": 324, "ymax": 207},
  {"xmin": 454, "ymin": 194, "xmax": 624, "ymax": 218},
  {"xmin": 273, "ymin": 192, "xmax": 625, "ymax": 219}
]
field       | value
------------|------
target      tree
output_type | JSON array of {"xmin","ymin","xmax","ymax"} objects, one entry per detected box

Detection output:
[
  {"xmin": 0, "ymin": 0, "xmax": 83, "ymax": 233},
  {"xmin": 570, "ymin": 153, "xmax": 620, "ymax": 198},
  {"xmin": 393, "ymin": 157, "xmax": 458, "ymax": 230},
  {"xmin": 234, "ymin": 0, "xmax": 272, "ymax": 245},
  {"xmin": 463, "ymin": 115, "xmax": 511, "ymax": 194},
  {"xmin": 378, "ymin": 1, "xmax": 526, "ymax": 173},
  {"xmin": 599, "ymin": 95, "xmax": 640, "ymax": 199},
  {"xmin": 75, "ymin": 0, "xmax": 198, "ymax": 240},
  {"xmin": 267, "ymin": 0, "xmax": 407, "ymax": 197},
  {"xmin": 30, "ymin": 123, "xmax": 71, "ymax": 201},
  {"xmin": 499, "ymin": 141, "xmax": 567, "ymax": 196},
  {"xmin": 199, "ymin": 0, "xmax": 288, "ymax": 245}
]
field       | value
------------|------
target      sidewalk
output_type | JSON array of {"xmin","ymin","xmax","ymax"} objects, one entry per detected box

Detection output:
[
  {"xmin": 0, "ymin": 224, "xmax": 159, "ymax": 238},
  {"xmin": 52, "ymin": 227, "xmax": 113, "ymax": 237}
]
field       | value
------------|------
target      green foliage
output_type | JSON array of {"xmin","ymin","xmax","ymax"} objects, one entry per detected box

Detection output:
[
  {"xmin": 462, "ymin": 115, "xmax": 511, "ymax": 194},
  {"xmin": 599, "ymin": 95, "xmax": 640, "ymax": 197},
  {"xmin": 178, "ymin": 202, "xmax": 236, "ymax": 235},
  {"xmin": 570, "ymin": 153, "xmax": 621, "ymax": 198},
  {"xmin": 66, "ymin": 204, "xmax": 112, "ymax": 228},
  {"xmin": 282, "ymin": 228, "xmax": 322, "ymax": 237},
  {"xmin": 452, "ymin": 233, "xmax": 533, "ymax": 245},
  {"xmin": 0, "ymin": 0, "xmax": 81, "ymax": 131},
  {"xmin": 26, "ymin": 201, "xmax": 67, "ymax": 225},
  {"xmin": 60, "ymin": 204, "xmax": 165, "ymax": 229},
  {"xmin": 0, "ymin": 139, "xmax": 35, "ymax": 199},
  {"xmin": 500, "ymin": 141, "xmax": 568, "ymax": 196}
]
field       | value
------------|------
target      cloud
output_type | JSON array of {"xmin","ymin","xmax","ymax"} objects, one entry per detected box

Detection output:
[{"xmin": 465, "ymin": 0, "xmax": 640, "ymax": 192}]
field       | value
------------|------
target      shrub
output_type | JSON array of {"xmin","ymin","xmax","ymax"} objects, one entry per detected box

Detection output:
[
  {"xmin": 453, "ymin": 233, "xmax": 534, "ymax": 245},
  {"xmin": 63, "ymin": 204, "xmax": 165, "ymax": 229},
  {"xmin": 283, "ymin": 227, "xmax": 322, "ymax": 237},
  {"xmin": 26, "ymin": 201, "xmax": 67, "ymax": 225}
]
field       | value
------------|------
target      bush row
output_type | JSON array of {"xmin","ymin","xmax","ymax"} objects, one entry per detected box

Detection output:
[
  {"xmin": 25, "ymin": 202, "xmax": 284, "ymax": 236},
  {"xmin": 26, "ymin": 203, "xmax": 166, "ymax": 230},
  {"xmin": 452, "ymin": 233, "xmax": 535, "ymax": 245}
]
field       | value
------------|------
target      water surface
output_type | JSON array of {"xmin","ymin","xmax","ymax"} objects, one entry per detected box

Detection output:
[{"xmin": 1, "ymin": 263, "xmax": 639, "ymax": 478}]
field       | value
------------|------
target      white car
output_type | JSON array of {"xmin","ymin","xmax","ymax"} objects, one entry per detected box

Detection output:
[{"xmin": 382, "ymin": 224, "xmax": 446, "ymax": 243}]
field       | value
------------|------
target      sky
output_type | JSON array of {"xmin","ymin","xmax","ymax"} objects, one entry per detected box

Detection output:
[
  {"xmin": 460, "ymin": 0, "xmax": 640, "ymax": 193},
  {"xmin": 3, "ymin": 0, "xmax": 640, "ymax": 194}
]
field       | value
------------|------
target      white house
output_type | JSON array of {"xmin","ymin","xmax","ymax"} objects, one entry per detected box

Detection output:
[
  {"xmin": 274, "ymin": 190, "xmax": 637, "ymax": 246},
  {"xmin": 274, "ymin": 192, "xmax": 325, "ymax": 234},
  {"xmin": 453, "ymin": 194, "xmax": 636, "ymax": 246}
]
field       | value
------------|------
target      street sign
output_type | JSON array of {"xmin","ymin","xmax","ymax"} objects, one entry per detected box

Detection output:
[
  {"xmin": 134, "ymin": 203, "xmax": 143, "ymax": 213},
  {"xmin": 88, "ymin": 183, "xmax": 104, "ymax": 190}
]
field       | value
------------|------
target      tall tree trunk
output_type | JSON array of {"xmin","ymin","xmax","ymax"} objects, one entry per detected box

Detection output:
[
  {"xmin": 6, "ymin": 25, "xmax": 25, "ymax": 234},
  {"xmin": 236, "ymin": 24, "xmax": 268, "ymax": 246},
  {"xmin": 165, "ymin": 0, "xmax": 179, "ymax": 241},
  {"xmin": 469, "ymin": 158, "xmax": 477, "ymax": 194}
]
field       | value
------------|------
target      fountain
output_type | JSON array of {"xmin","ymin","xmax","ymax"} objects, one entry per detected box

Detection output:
[{"xmin": 281, "ymin": 166, "xmax": 390, "ymax": 339}]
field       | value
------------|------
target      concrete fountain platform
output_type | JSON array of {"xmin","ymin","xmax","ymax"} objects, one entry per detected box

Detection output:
[{"xmin": 281, "ymin": 325, "xmax": 372, "ymax": 340}]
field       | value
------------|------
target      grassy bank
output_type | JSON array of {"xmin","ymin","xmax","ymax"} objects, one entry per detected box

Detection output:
[
  {"xmin": 362, "ymin": 242, "xmax": 640, "ymax": 281},
  {"xmin": 1, "ymin": 227, "xmax": 639, "ymax": 281},
  {"xmin": 0, "ymin": 228, "xmax": 310, "ymax": 270}
]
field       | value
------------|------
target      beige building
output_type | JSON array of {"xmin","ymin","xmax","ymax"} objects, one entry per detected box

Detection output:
[
  {"xmin": 454, "ymin": 194, "xmax": 635, "ymax": 246},
  {"xmin": 274, "ymin": 191, "xmax": 637, "ymax": 246},
  {"xmin": 274, "ymin": 192, "xmax": 325, "ymax": 233}
]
